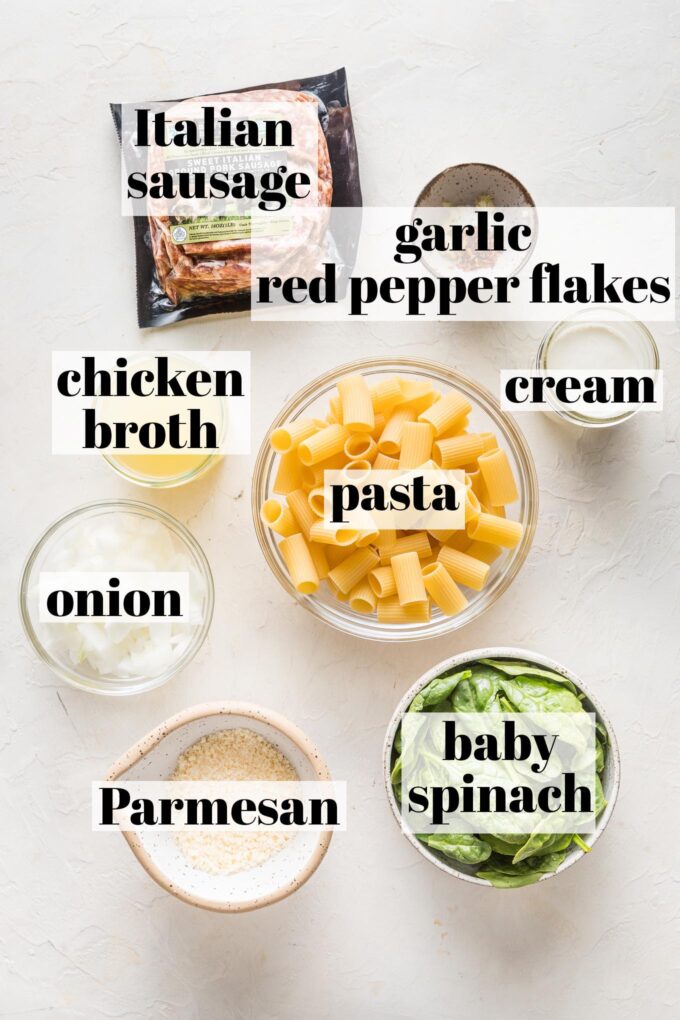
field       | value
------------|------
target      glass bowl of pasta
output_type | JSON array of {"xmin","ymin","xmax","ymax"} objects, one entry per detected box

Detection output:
[{"xmin": 252, "ymin": 358, "xmax": 538, "ymax": 641}]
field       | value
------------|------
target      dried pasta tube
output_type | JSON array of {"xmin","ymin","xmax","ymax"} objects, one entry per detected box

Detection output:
[
  {"xmin": 467, "ymin": 469, "xmax": 490, "ymax": 504},
  {"xmin": 329, "ymin": 392, "xmax": 342, "ymax": 423},
  {"xmin": 327, "ymin": 576, "xmax": 350, "ymax": 601},
  {"xmin": 307, "ymin": 488, "xmax": 328, "ymax": 518},
  {"xmin": 467, "ymin": 513, "xmax": 523, "ymax": 549},
  {"xmin": 286, "ymin": 488, "xmax": 317, "ymax": 539},
  {"xmin": 428, "ymin": 529, "xmax": 456, "ymax": 542},
  {"xmin": 437, "ymin": 545, "xmax": 490, "ymax": 590},
  {"xmin": 377, "ymin": 596, "xmax": 430, "ymax": 624},
  {"xmin": 376, "ymin": 528, "xmax": 397, "ymax": 546},
  {"xmin": 298, "ymin": 424, "xmax": 349, "ymax": 466},
  {"xmin": 392, "ymin": 551, "xmax": 428, "ymax": 606},
  {"xmin": 338, "ymin": 374, "xmax": 375, "ymax": 433},
  {"xmin": 270, "ymin": 418, "xmax": 319, "ymax": 453},
  {"xmin": 279, "ymin": 534, "xmax": 319, "ymax": 594},
  {"xmin": 445, "ymin": 530, "xmax": 472, "ymax": 553},
  {"xmin": 478, "ymin": 448, "xmax": 519, "ymax": 505},
  {"xmin": 326, "ymin": 544, "xmax": 355, "ymax": 568},
  {"xmin": 379, "ymin": 532, "xmax": 431, "ymax": 566},
  {"xmin": 260, "ymin": 499, "xmax": 298, "ymax": 537},
  {"xmin": 465, "ymin": 489, "xmax": 482, "ymax": 524},
  {"xmin": 273, "ymin": 451, "xmax": 304, "ymax": 495},
  {"xmin": 433, "ymin": 434, "xmax": 486, "ymax": 469},
  {"xmin": 344, "ymin": 433, "xmax": 378, "ymax": 463},
  {"xmin": 369, "ymin": 376, "xmax": 403, "ymax": 414},
  {"xmin": 378, "ymin": 406, "xmax": 416, "ymax": 456},
  {"xmin": 397, "ymin": 378, "xmax": 438, "ymax": 414},
  {"xmin": 422, "ymin": 562, "xmax": 469, "ymax": 615},
  {"xmin": 301, "ymin": 454, "xmax": 345, "ymax": 490},
  {"xmin": 371, "ymin": 413, "xmax": 386, "ymax": 439},
  {"xmin": 341, "ymin": 507, "xmax": 380, "ymax": 548},
  {"xmin": 466, "ymin": 540, "xmax": 503, "ymax": 564},
  {"xmin": 418, "ymin": 390, "xmax": 471, "ymax": 437},
  {"xmin": 481, "ymin": 502, "xmax": 506, "ymax": 518},
  {"xmin": 308, "ymin": 541, "xmax": 330, "ymax": 580},
  {"xmin": 309, "ymin": 521, "xmax": 360, "ymax": 546},
  {"xmin": 339, "ymin": 460, "xmax": 372, "ymax": 484},
  {"xmin": 398, "ymin": 421, "xmax": 435, "ymax": 469},
  {"xmin": 438, "ymin": 415, "xmax": 471, "ymax": 439},
  {"xmin": 328, "ymin": 547, "xmax": 379, "ymax": 594},
  {"xmin": 368, "ymin": 565, "xmax": 397, "ymax": 598},
  {"xmin": 348, "ymin": 579, "xmax": 377, "ymax": 614},
  {"xmin": 356, "ymin": 520, "xmax": 380, "ymax": 547},
  {"xmin": 480, "ymin": 432, "xmax": 499, "ymax": 452},
  {"xmin": 356, "ymin": 531, "xmax": 380, "ymax": 549},
  {"xmin": 373, "ymin": 452, "xmax": 400, "ymax": 471}
]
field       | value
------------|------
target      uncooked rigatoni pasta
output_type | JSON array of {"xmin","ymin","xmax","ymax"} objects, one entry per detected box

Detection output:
[
  {"xmin": 279, "ymin": 534, "xmax": 319, "ymax": 594},
  {"xmin": 477, "ymin": 448, "xmax": 520, "ymax": 506},
  {"xmin": 422, "ymin": 561, "xmax": 468, "ymax": 615},
  {"xmin": 260, "ymin": 370, "xmax": 526, "ymax": 625},
  {"xmin": 337, "ymin": 374, "xmax": 374, "ymax": 433}
]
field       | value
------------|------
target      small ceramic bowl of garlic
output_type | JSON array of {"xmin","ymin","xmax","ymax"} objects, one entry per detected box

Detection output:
[{"xmin": 106, "ymin": 703, "xmax": 333, "ymax": 912}]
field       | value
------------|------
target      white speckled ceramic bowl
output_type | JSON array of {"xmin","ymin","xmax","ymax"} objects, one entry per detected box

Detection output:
[
  {"xmin": 107, "ymin": 703, "xmax": 333, "ymax": 912},
  {"xmin": 383, "ymin": 647, "xmax": 620, "ymax": 888},
  {"xmin": 415, "ymin": 163, "xmax": 537, "ymax": 276},
  {"xmin": 415, "ymin": 162, "xmax": 535, "ymax": 210}
]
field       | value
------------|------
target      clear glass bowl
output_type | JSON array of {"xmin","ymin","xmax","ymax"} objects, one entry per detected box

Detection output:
[
  {"xmin": 103, "ymin": 449, "xmax": 223, "ymax": 489},
  {"xmin": 536, "ymin": 309, "xmax": 660, "ymax": 428},
  {"xmin": 97, "ymin": 352, "xmax": 229, "ymax": 488},
  {"xmin": 252, "ymin": 357, "xmax": 538, "ymax": 642},
  {"xmin": 19, "ymin": 500, "xmax": 214, "ymax": 695}
]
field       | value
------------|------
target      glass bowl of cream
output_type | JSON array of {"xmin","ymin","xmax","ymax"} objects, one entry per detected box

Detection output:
[
  {"xmin": 19, "ymin": 500, "xmax": 214, "ymax": 695},
  {"xmin": 536, "ymin": 308, "xmax": 660, "ymax": 428}
]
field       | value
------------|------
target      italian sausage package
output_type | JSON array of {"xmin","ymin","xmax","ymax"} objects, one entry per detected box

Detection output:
[{"xmin": 111, "ymin": 67, "xmax": 362, "ymax": 328}]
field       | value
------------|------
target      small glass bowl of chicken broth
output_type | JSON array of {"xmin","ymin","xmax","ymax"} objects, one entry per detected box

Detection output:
[
  {"xmin": 98, "ymin": 353, "xmax": 228, "ymax": 489},
  {"xmin": 536, "ymin": 308, "xmax": 660, "ymax": 427}
]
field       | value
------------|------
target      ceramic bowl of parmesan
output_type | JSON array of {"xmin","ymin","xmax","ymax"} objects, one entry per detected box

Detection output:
[{"xmin": 106, "ymin": 702, "xmax": 333, "ymax": 912}]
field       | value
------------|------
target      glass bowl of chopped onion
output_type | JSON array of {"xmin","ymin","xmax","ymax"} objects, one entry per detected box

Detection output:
[
  {"xmin": 252, "ymin": 357, "xmax": 538, "ymax": 642},
  {"xmin": 19, "ymin": 500, "xmax": 214, "ymax": 694}
]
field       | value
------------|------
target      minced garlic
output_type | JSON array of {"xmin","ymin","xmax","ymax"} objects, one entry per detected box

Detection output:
[{"xmin": 171, "ymin": 728, "xmax": 298, "ymax": 876}]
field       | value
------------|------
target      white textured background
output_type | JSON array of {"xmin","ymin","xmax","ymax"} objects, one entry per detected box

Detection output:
[{"xmin": 2, "ymin": 2, "xmax": 679, "ymax": 1017}]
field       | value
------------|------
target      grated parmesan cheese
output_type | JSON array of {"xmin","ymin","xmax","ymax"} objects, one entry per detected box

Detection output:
[{"xmin": 171, "ymin": 728, "xmax": 298, "ymax": 875}]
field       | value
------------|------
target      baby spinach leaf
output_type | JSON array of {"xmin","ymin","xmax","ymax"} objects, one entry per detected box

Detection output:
[
  {"xmin": 480, "ymin": 659, "xmax": 578, "ymax": 694},
  {"xmin": 452, "ymin": 665, "xmax": 505, "ymax": 712},
  {"xmin": 479, "ymin": 833, "xmax": 523, "ymax": 856},
  {"xmin": 478, "ymin": 849, "xmax": 569, "ymax": 888},
  {"xmin": 497, "ymin": 676, "xmax": 583, "ymax": 714},
  {"xmin": 512, "ymin": 831, "xmax": 572, "ymax": 864},
  {"xmin": 595, "ymin": 737, "xmax": 605, "ymax": 773},
  {"xmin": 476, "ymin": 869, "xmax": 544, "ymax": 889},
  {"xmin": 596, "ymin": 720, "xmax": 609, "ymax": 745},
  {"xmin": 408, "ymin": 669, "xmax": 471, "ymax": 713},
  {"xmin": 417, "ymin": 833, "xmax": 492, "ymax": 865},
  {"xmin": 594, "ymin": 774, "xmax": 607, "ymax": 816}
]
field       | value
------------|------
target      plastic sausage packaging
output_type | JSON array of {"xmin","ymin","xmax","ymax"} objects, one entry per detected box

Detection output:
[{"xmin": 111, "ymin": 67, "xmax": 362, "ymax": 328}]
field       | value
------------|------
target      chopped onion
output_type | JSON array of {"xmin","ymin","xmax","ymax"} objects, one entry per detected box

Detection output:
[{"xmin": 34, "ymin": 513, "xmax": 207, "ymax": 680}]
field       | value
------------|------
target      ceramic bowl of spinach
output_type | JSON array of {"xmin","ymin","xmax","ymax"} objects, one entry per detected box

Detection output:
[{"xmin": 383, "ymin": 648, "xmax": 620, "ymax": 889}]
